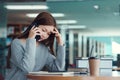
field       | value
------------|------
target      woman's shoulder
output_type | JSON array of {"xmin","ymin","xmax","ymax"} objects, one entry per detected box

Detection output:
[
  {"xmin": 12, "ymin": 38, "xmax": 26, "ymax": 45},
  {"xmin": 12, "ymin": 38, "xmax": 20, "ymax": 43}
]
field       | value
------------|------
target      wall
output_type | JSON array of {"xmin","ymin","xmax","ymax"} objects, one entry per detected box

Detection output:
[{"xmin": 0, "ymin": 2, "xmax": 7, "ymax": 77}]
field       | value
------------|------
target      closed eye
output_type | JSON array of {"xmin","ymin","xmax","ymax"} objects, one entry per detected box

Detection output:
[{"xmin": 42, "ymin": 28, "xmax": 46, "ymax": 32}]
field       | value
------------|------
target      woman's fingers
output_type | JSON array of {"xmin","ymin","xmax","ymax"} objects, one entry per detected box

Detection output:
[
  {"xmin": 51, "ymin": 28, "xmax": 59, "ymax": 36},
  {"xmin": 52, "ymin": 28, "xmax": 63, "ymax": 45},
  {"xmin": 31, "ymin": 26, "xmax": 41, "ymax": 34},
  {"xmin": 52, "ymin": 28, "xmax": 58, "ymax": 33},
  {"xmin": 52, "ymin": 28, "xmax": 60, "ymax": 37},
  {"xmin": 28, "ymin": 26, "xmax": 40, "ymax": 39}
]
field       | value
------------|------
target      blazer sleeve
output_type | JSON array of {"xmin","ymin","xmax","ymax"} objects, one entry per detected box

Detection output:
[
  {"xmin": 46, "ymin": 44, "xmax": 66, "ymax": 71},
  {"xmin": 10, "ymin": 38, "xmax": 36, "ymax": 73}
]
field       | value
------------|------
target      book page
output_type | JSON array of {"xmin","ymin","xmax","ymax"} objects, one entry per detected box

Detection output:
[{"xmin": 29, "ymin": 71, "xmax": 74, "ymax": 76}]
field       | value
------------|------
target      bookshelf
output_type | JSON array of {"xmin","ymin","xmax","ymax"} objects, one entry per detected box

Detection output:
[
  {"xmin": 7, "ymin": 24, "xmax": 28, "ymax": 39},
  {"xmin": 7, "ymin": 24, "xmax": 28, "ymax": 46},
  {"xmin": 7, "ymin": 24, "xmax": 20, "ymax": 38}
]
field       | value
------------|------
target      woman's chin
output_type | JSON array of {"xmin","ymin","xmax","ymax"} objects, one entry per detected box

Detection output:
[{"xmin": 38, "ymin": 39, "xmax": 45, "ymax": 42}]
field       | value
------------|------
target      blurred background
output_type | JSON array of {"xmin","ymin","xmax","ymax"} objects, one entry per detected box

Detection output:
[{"xmin": 1, "ymin": 0, "xmax": 120, "ymax": 77}]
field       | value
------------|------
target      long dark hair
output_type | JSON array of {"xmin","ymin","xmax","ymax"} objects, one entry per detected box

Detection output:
[{"xmin": 7, "ymin": 12, "xmax": 57, "ymax": 68}]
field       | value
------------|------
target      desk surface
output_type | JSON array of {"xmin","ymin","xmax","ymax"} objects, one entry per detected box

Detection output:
[{"xmin": 27, "ymin": 74, "xmax": 120, "ymax": 80}]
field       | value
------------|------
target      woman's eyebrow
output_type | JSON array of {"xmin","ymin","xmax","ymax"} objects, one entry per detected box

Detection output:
[
  {"xmin": 45, "ymin": 28, "xmax": 51, "ymax": 33},
  {"xmin": 43, "ymin": 28, "xmax": 47, "ymax": 31}
]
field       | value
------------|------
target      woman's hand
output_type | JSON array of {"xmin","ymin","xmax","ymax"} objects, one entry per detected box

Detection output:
[
  {"xmin": 28, "ymin": 26, "xmax": 40, "ymax": 39},
  {"xmin": 52, "ymin": 28, "xmax": 64, "ymax": 46}
]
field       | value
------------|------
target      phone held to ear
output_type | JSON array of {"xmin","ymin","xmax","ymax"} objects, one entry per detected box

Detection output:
[
  {"xmin": 33, "ymin": 22, "xmax": 41, "ymax": 41},
  {"xmin": 31, "ymin": 21, "xmax": 55, "ymax": 41},
  {"xmin": 35, "ymin": 35, "xmax": 41, "ymax": 41}
]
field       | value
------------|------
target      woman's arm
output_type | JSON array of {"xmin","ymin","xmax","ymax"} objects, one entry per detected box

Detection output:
[
  {"xmin": 46, "ymin": 44, "xmax": 66, "ymax": 71},
  {"xmin": 10, "ymin": 38, "xmax": 36, "ymax": 73},
  {"xmin": 52, "ymin": 28, "xmax": 64, "ymax": 46},
  {"xmin": 45, "ymin": 28, "xmax": 65, "ymax": 71}
]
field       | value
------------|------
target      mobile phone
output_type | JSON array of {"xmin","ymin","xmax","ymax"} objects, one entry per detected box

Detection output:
[{"xmin": 33, "ymin": 22, "xmax": 41, "ymax": 41}]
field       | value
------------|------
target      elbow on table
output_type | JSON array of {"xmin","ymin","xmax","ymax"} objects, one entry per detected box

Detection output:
[
  {"xmin": 22, "ymin": 65, "xmax": 35, "ymax": 73},
  {"xmin": 58, "ymin": 64, "xmax": 65, "ymax": 71}
]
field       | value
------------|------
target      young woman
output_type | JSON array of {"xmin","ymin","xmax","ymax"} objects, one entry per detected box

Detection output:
[{"xmin": 5, "ymin": 12, "xmax": 65, "ymax": 80}]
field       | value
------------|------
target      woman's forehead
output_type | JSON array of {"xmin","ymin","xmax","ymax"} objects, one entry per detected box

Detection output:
[{"xmin": 41, "ymin": 25, "xmax": 54, "ymax": 31}]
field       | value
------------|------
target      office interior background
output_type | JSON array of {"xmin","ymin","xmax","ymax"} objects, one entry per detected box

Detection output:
[{"xmin": 1, "ymin": 0, "xmax": 120, "ymax": 77}]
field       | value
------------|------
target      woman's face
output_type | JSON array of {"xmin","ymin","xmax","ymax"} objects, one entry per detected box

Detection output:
[{"xmin": 37, "ymin": 25, "xmax": 55, "ymax": 41}]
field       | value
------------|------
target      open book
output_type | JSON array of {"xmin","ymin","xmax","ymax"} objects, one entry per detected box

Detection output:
[{"xmin": 29, "ymin": 71, "xmax": 74, "ymax": 76}]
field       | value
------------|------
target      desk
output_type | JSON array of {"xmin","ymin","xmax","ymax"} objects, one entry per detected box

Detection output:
[{"xmin": 27, "ymin": 74, "xmax": 120, "ymax": 80}]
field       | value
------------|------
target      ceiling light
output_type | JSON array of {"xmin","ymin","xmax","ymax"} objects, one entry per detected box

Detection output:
[
  {"xmin": 56, "ymin": 20, "xmax": 77, "ymax": 24},
  {"xmin": 60, "ymin": 25, "xmax": 86, "ymax": 29},
  {"xmin": 5, "ymin": 5, "xmax": 48, "ymax": 10},
  {"xmin": 67, "ymin": 25, "xmax": 86, "ymax": 29},
  {"xmin": 26, "ymin": 13, "xmax": 38, "ymax": 17},
  {"xmin": 26, "ymin": 13, "xmax": 65, "ymax": 17},
  {"xmin": 47, "ymin": 0, "xmax": 84, "ymax": 1},
  {"xmin": 93, "ymin": 5, "xmax": 99, "ymax": 9},
  {"xmin": 51, "ymin": 13, "xmax": 65, "ymax": 17},
  {"xmin": 113, "ymin": 12, "xmax": 119, "ymax": 16}
]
